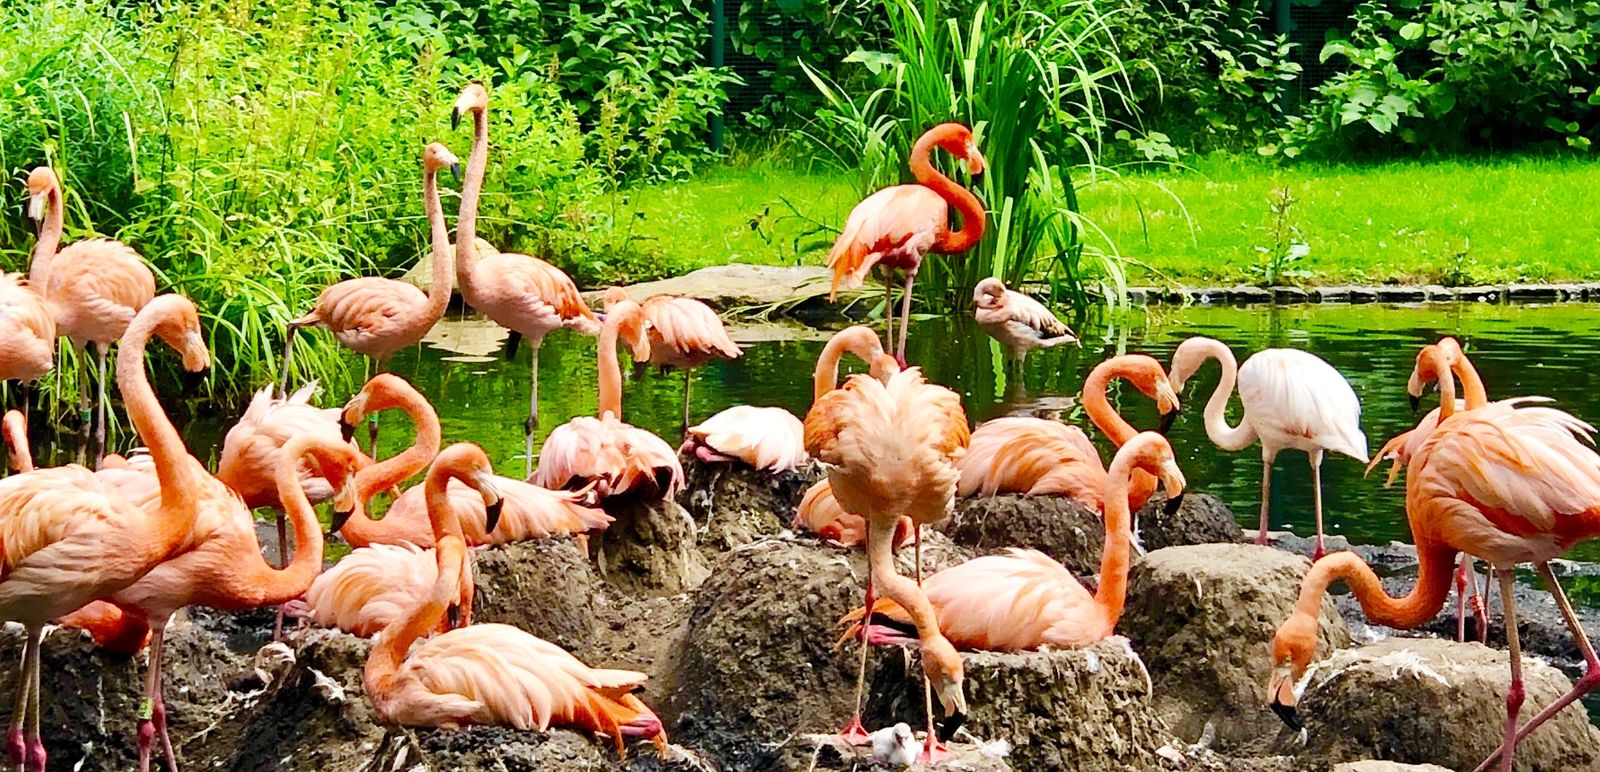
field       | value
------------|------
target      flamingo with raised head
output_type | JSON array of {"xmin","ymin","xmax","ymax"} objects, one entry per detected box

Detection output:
[
  {"xmin": 972, "ymin": 278, "xmax": 1076, "ymax": 366},
  {"xmin": 452, "ymin": 83, "xmax": 601, "ymax": 475},
  {"xmin": 0, "ymin": 294, "xmax": 207, "ymax": 772},
  {"xmin": 26, "ymin": 167, "xmax": 156, "ymax": 464},
  {"xmin": 827, "ymin": 123, "xmax": 986, "ymax": 363},
  {"xmin": 604, "ymin": 287, "xmax": 742, "ymax": 430},
  {"xmin": 0, "ymin": 274, "xmax": 54, "ymax": 416},
  {"xmin": 1166, "ymin": 336, "xmax": 1368, "ymax": 558},
  {"xmin": 364, "ymin": 443, "xmax": 666, "ymax": 755},
  {"xmin": 280, "ymin": 143, "xmax": 461, "ymax": 451},
  {"xmin": 533, "ymin": 298, "xmax": 683, "ymax": 501},
  {"xmin": 843, "ymin": 433, "xmax": 1185, "ymax": 652},
  {"xmin": 805, "ymin": 350, "xmax": 969, "ymax": 761}
]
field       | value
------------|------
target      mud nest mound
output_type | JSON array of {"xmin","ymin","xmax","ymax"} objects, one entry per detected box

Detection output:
[
  {"xmin": 1136, "ymin": 492, "xmax": 1244, "ymax": 550},
  {"xmin": 474, "ymin": 537, "xmax": 598, "ymax": 656},
  {"xmin": 1121, "ymin": 543, "xmax": 1351, "ymax": 753},
  {"xmin": 941, "ymin": 495, "xmax": 1103, "ymax": 575},
  {"xmin": 372, "ymin": 725, "xmax": 617, "ymax": 769},
  {"xmin": 1292, "ymin": 638, "xmax": 1600, "ymax": 770},
  {"xmin": 594, "ymin": 497, "xmax": 709, "ymax": 595},
  {"xmin": 679, "ymin": 457, "xmax": 820, "ymax": 550}
]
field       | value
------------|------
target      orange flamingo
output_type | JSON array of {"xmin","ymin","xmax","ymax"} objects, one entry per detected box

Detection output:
[
  {"xmin": 2, "ymin": 410, "xmax": 30, "ymax": 474},
  {"xmin": 957, "ymin": 354, "xmax": 1179, "ymax": 512},
  {"xmin": 0, "ymin": 274, "xmax": 55, "ymax": 415},
  {"xmin": 26, "ymin": 167, "xmax": 156, "ymax": 464},
  {"xmin": 452, "ymin": 83, "xmax": 600, "ymax": 475},
  {"xmin": 604, "ymin": 287, "xmax": 742, "ymax": 430},
  {"xmin": 842, "ymin": 433, "xmax": 1185, "ymax": 651},
  {"xmin": 533, "ymin": 297, "xmax": 684, "ymax": 500},
  {"xmin": 0, "ymin": 294, "xmax": 206, "ymax": 772},
  {"xmin": 279, "ymin": 142, "xmax": 460, "ymax": 451},
  {"xmin": 1268, "ymin": 350, "xmax": 1600, "ymax": 772},
  {"xmin": 290, "ymin": 541, "xmax": 446, "ymax": 638},
  {"xmin": 972, "ymin": 278, "xmax": 1076, "ymax": 365},
  {"xmin": 364, "ymin": 443, "xmax": 666, "ymax": 755},
  {"xmin": 1166, "ymin": 336, "xmax": 1368, "ymax": 558},
  {"xmin": 335, "ymin": 374, "xmax": 611, "ymax": 550},
  {"xmin": 827, "ymin": 123, "xmax": 987, "ymax": 363},
  {"xmin": 805, "ymin": 351, "xmax": 970, "ymax": 760}
]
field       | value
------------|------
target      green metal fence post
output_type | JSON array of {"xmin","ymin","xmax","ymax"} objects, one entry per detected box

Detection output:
[{"xmin": 710, "ymin": 0, "xmax": 726, "ymax": 153}]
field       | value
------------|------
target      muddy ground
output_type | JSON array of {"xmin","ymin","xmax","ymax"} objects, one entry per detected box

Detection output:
[{"xmin": 2, "ymin": 476, "xmax": 1597, "ymax": 771}]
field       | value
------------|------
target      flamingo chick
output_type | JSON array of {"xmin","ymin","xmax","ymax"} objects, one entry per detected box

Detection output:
[{"xmin": 972, "ymin": 278, "xmax": 1076, "ymax": 366}]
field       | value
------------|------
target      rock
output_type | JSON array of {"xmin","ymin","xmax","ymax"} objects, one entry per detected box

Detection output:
[
  {"xmin": 1334, "ymin": 763, "xmax": 1453, "ymax": 772},
  {"xmin": 1506, "ymin": 283, "xmax": 1563, "ymax": 301},
  {"xmin": 594, "ymin": 498, "xmax": 709, "ymax": 596},
  {"xmin": 1458, "ymin": 284, "xmax": 1504, "ymax": 303},
  {"xmin": 374, "ymin": 725, "xmax": 618, "ymax": 769},
  {"xmin": 1135, "ymin": 492, "xmax": 1244, "ymax": 551},
  {"xmin": 582, "ymin": 265, "xmax": 843, "ymax": 314},
  {"xmin": 398, "ymin": 249, "xmax": 459, "ymax": 293},
  {"xmin": 1316, "ymin": 287, "xmax": 1351, "ymax": 302},
  {"xmin": 867, "ymin": 640, "xmax": 1179, "ymax": 771},
  {"xmin": 421, "ymin": 316, "xmax": 509, "ymax": 361},
  {"xmin": 1121, "ymin": 544, "xmax": 1351, "ymax": 753},
  {"xmin": 941, "ymin": 495, "xmax": 1103, "ymax": 576},
  {"xmin": 1421, "ymin": 285, "xmax": 1454, "ymax": 301},
  {"xmin": 1189, "ymin": 287, "xmax": 1229, "ymax": 304},
  {"xmin": 1373, "ymin": 286, "xmax": 1424, "ymax": 302},
  {"xmin": 656, "ymin": 537, "xmax": 866, "ymax": 768},
  {"xmin": 474, "ymin": 538, "xmax": 598, "ymax": 656},
  {"xmin": 1292, "ymin": 638, "xmax": 1600, "ymax": 770},
  {"xmin": 678, "ymin": 457, "xmax": 821, "ymax": 551},
  {"xmin": 1271, "ymin": 286, "xmax": 1309, "ymax": 303},
  {"xmin": 1228, "ymin": 285, "xmax": 1273, "ymax": 303}
]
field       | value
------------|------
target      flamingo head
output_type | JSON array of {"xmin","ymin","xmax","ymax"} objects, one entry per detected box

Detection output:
[
  {"xmin": 1408, "ymin": 343, "xmax": 1451, "ymax": 412},
  {"xmin": 921, "ymin": 635, "xmax": 967, "ymax": 741},
  {"xmin": 312, "ymin": 443, "xmax": 362, "ymax": 534},
  {"xmin": 439, "ymin": 443, "xmax": 504, "ymax": 534},
  {"xmin": 601, "ymin": 286, "xmax": 632, "ymax": 311},
  {"xmin": 868, "ymin": 353, "xmax": 901, "ymax": 382},
  {"xmin": 423, "ymin": 142, "xmax": 462, "ymax": 184},
  {"xmin": 605, "ymin": 299, "xmax": 652, "ymax": 363},
  {"xmin": 838, "ymin": 326, "xmax": 885, "ymax": 365},
  {"xmin": 1111, "ymin": 355, "xmax": 1181, "ymax": 431},
  {"xmin": 932, "ymin": 123, "xmax": 986, "ymax": 176},
  {"xmin": 25, "ymin": 167, "xmax": 58, "ymax": 222},
  {"xmin": 339, "ymin": 374, "xmax": 416, "ymax": 442},
  {"xmin": 972, "ymin": 278, "xmax": 1005, "ymax": 310},
  {"xmin": 452, "ymin": 82, "xmax": 488, "ymax": 130},
  {"xmin": 150, "ymin": 296, "xmax": 210, "ymax": 373},
  {"xmin": 1268, "ymin": 610, "xmax": 1319, "ymax": 732}
]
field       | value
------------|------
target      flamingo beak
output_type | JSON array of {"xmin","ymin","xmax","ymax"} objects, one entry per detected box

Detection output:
[
  {"xmin": 475, "ymin": 470, "xmax": 504, "ymax": 533},
  {"xmin": 1268, "ymin": 663, "xmax": 1303, "ymax": 731},
  {"xmin": 451, "ymin": 105, "xmax": 462, "ymax": 131},
  {"xmin": 28, "ymin": 192, "xmax": 45, "ymax": 221},
  {"xmin": 446, "ymin": 603, "xmax": 462, "ymax": 629},
  {"xmin": 1160, "ymin": 458, "xmax": 1187, "ymax": 515},
  {"xmin": 339, "ymin": 393, "xmax": 368, "ymax": 442},
  {"xmin": 935, "ymin": 683, "xmax": 967, "ymax": 741},
  {"xmin": 450, "ymin": 162, "xmax": 463, "ymax": 184},
  {"xmin": 1158, "ymin": 408, "xmax": 1179, "ymax": 436},
  {"xmin": 965, "ymin": 143, "xmax": 987, "ymax": 176},
  {"xmin": 1409, "ymin": 393, "xmax": 1422, "ymax": 412}
]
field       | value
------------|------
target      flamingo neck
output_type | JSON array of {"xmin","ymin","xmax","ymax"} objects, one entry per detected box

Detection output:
[
  {"xmin": 344, "ymin": 392, "xmax": 442, "ymax": 545},
  {"xmin": 1193, "ymin": 340, "xmax": 1257, "ymax": 451},
  {"xmin": 1093, "ymin": 452, "xmax": 1138, "ymax": 624},
  {"xmin": 909, "ymin": 131, "xmax": 984, "ymax": 255},
  {"xmin": 1082, "ymin": 361, "xmax": 1138, "ymax": 446},
  {"xmin": 118, "ymin": 310, "xmax": 198, "ymax": 518},
  {"xmin": 423, "ymin": 458, "xmax": 469, "ymax": 545},
  {"xmin": 598, "ymin": 322, "xmax": 623, "ymax": 419},
  {"xmin": 1456, "ymin": 356, "xmax": 1487, "ymax": 410},
  {"xmin": 455, "ymin": 108, "xmax": 488, "ymax": 295},
  {"xmin": 1295, "ymin": 546, "xmax": 1454, "ymax": 629},
  {"xmin": 421, "ymin": 164, "xmax": 452, "ymax": 324},
  {"xmin": 226, "ymin": 443, "xmax": 327, "ymax": 606},
  {"xmin": 3, "ymin": 411, "xmax": 31, "ymax": 473},
  {"xmin": 867, "ymin": 523, "xmax": 941, "ymax": 644},
  {"xmin": 1422, "ymin": 347, "xmax": 1459, "ymax": 420},
  {"xmin": 813, "ymin": 337, "xmax": 854, "ymax": 402},
  {"xmin": 30, "ymin": 187, "xmax": 62, "ymax": 294},
  {"xmin": 367, "ymin": 534, "xmax": 465, "ymax": 706}
]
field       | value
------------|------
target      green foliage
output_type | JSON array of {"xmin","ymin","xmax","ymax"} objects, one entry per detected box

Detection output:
[
  {"xmin": 731, "ymin": 0, "xmax": 892, "ymax": 129},
  {"xmin": 1248, "ymin": 187, "xmax": 1312, "ymax": 286},
  {"xmin": 1281, "ymin": 0, "xmax": 1600, "ymax": 155}
]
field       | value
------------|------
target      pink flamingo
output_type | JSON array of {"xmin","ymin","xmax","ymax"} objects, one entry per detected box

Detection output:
[
  {"xmin": 972, "ymin": 278, "xmax": 1076, "ymax": 366},
  {"xmin": 1166, "ymin": 336, "xmax": 1368, "ymax": 558},
  {"xmin": 452, "ymin": 83, "xmax": 601, "ymax": 475},
  {"xmin": 26, "ymin": 167, "xmax": 156, "ymax": 464},
  {"xmin": 0, "ymin": 274, "xmax": 54, "ymax": 415},
  {"xmin": 533, "ymin": 298, "xmax": 684, "ymax": 500},
  {"xmin": 681, "ymin": 405, "xmax": 806, "ymax": 472},
  {"xmin": 363, "ymin": 443, "xmax": 666, "ymax": 755},
  {"xmin": 843, "ymin": 434, "xmax": 1185, "ymax": 652},
  {"xmin": 0, "ymin": 294, "xmax": 207, "ymax": 772},
  {"xmin": 279, "ymin": 142, "xmax": 460, "ymax": 450},
  {"xmin": 827, "ymin": 123, "xmax": 986, "ymax": 363},
  {"xmin": 604, "ymin": 287, "xmax": 742, "ymax": 430}
]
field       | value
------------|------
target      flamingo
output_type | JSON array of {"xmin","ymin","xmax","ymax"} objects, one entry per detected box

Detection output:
[
  {"xmin": 842, "ymin": 433, "xmax": 1185, "ymax": 652},
  {"xmin": 26, "ymin": 167, "xmax": 156, "ymax": 464},
  {"xmin": 826, "ymin": 123, "xmax": 987, "ymax": 363},
  {"xmin": 452, "ymin": 83, "xmax": 601, "ymax": 476},
  {"xmin": 1266, "ymin": 378, "xmax": 1600, "ymax": 772},
  {"xmin": 0, "ymin": 274, "xmax": 54, "ymax": 416},
  {"xmin": 971, "ymin": 277, "xmax": 1076, "ymax": 366},
  {"xmin": 0, "ymin": 294, "xmax": 206, "ymax": 772},
  {"xmin": 335, "ymin": 374, "xmax": 612, "ymax": 550},
  {"xmin": 290, "ymin": 542, "xmax": 446, "ymax": 638},
  {"xmin": 363, "ymin": 443, "xmax": 667, "ymax": 755},
  {"xmin": 279, "ymin": 142, "xmax": 460, "ymax": 452},
  {"xmin": 680, "ymin": 405, "xmax": 806, "ymax": 471},
  {"xmin": 604, "ymin": 287, "xmax": 742, "ymax": 431},
  {"xmin": 1166, "ymin": 336, "xmax": 1368, "ymax": 558},
  {"xmin": 533, "ymin": 297, "xmax": 684, "ymax": 500},
  {"xmin": 804, "ymin": 350, "xmax": 970, "ymax": 761},
  {"xmin": 2, "ymin": 410, "xmax": 30, "ymax": 474},
  {"xmin": 957, "ymin": 354, "xmax": 1180, "ymax": 512}
]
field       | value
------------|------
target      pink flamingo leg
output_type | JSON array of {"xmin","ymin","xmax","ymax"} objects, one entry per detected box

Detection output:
[
  {"xmin": 7, "ymin": 625, "xmax": 38, "ymax": 770},
  {"xmin": 1473, "ymin": 570, "xmax": 1524, "ymax": 772},
  {"xmin": 1455, "ymin": 554, "xmax": 1471, "ymax": 643},
  {"xmin": 895, "ymin": 270, "xmax": 916, "ymax": 366},
  {"xmin": 136, "ymin": 625, "xmax": 167, "ymax": 772},
  {"xmin": 914, "ymin": 523, "xmax": 953, "ymax": 765},
  {"xmin": 1309, "ymin": 450, "xmax": 1326, "ymax": 560},
  {"xmin": 1255, "ymin": 450, "xmax": 1275, "ymax": 546},
  {"xmin": 839, "ymin": 570, "xmax": 875, "ymax": 746},
  {"xmin": 24, "ymin": 628, "xmax": 42, "ymax": 772},
  {"xmin": 1478, "ymin": 567, "xmax": 1493, "ymax": 643}
]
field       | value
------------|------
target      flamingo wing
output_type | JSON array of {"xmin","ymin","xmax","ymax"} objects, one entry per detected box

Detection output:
[
  {"xmin": 1001, "ymin": 289, "xmax": 1072, "ymax": 338},
  {"xmin": 387, "ymin": 476, "xmax": 613, "ymax": 545},
  {"xmin": 217, "ymin": 383, "xmax": 346, "ymax": 508},
  {"xmin": 0, "ymin": 274, "xmax": 55, "ymax": 382},
  {"xmin": 826, "ymin": 185, "xmax": 946, "ymax": 292},
  {"xmin": 641, "ymin": 296, "xmax": 742, "ymax": 362},
  {"xmin": 481, "ymin": 253, "xmax": 597, "ymax": 333},
  {"xmin": 958, "ymin": 417, "xmax": 1104, "ymax": 505},
  {"xmin": 301, "ymin": 542, "xmax": 438, "ymax": 637},
  {"xmin": 311, "ymin": 278, "xmax": 429, "ymax": 356},
  {"xmin": 687, "ymin": 406, "xmax": 807, "ymax": 472},
  {"xmin": 1238, "ymin": 349, "xmax": 1368, "ymax": 462}
]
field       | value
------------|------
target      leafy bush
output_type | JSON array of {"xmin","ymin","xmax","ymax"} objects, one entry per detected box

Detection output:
[{"xmin": 1280, "ymin": 0, "xmax": 1600, "ymax": 155}]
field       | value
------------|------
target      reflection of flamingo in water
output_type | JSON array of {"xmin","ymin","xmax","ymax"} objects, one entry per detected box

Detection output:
[{"xmin": 826, "ymin": 123, "xmax": 987, "ymax": 363}]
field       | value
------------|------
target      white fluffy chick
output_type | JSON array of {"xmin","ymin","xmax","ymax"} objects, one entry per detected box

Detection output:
[{"xmin": 870, "ymin": 722, "xmax": 920, "ymax": 768}]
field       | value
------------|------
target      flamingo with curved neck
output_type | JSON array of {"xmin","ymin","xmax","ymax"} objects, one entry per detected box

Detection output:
[{"xmin": 826, "ymin": 123, "xmax": 987, "ymax": 363}]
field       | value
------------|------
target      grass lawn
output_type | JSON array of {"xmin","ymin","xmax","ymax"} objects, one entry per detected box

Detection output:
[{"xmin": 621, "ymin": 154, "xmax": 1600, "ymax": 287}]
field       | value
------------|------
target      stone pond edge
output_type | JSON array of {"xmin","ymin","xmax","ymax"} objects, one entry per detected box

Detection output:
[{"xmin": 1123, "ymin": 282, "xmax": 1600, "ymax": 305}]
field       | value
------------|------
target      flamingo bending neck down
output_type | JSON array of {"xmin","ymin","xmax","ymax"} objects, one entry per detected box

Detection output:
[
  {"xmin": 972, "ymin": 278, "xmax": 1077, "ymax": 366},
  {"xmin": 0, "ymin": 273, "xmax": 55, "ymax": 416},
  {"xmin": 26, "ymin": 167, "xmax": 156, "ymax": 465},
  {"xmin": 605, "ymin": 287, "xmax": 742, "ymax": 431},
  {"xmin": 0, "ymin": 294, "xmax": 206, "ymax": 772},
  {"xmin": 452, "ymin": 83, "xmax": 600, "ymax": 476},
  {"xmin": 1167, "ymin": 336, "xmax": 1368, "ymax": 558},
  {"xmin": 846, "ymin": 433, "xmax": 1185, "ymax": 652},
  {"xmin": 279, "ymin": 143, "xmax": 460, "ymax": 453},
  {"xmin": 826, "ymin": 123, "xmax": 986, "ymax": 364}
]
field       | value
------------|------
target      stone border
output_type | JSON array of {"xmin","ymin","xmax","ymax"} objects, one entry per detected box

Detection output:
[{"xmin": 1124, "ymin": 282, "xmax": 1600, "ymax": 305}]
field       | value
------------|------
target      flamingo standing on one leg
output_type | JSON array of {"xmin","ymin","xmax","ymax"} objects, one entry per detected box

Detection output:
[
  {"xmin": 26, "ymin": 167, "xmax": 156, "ymax": 465},
  {"xmin": 1166, "ymin": 336, "xmax": 1368, "ymax": 558},
  {"xmin": 0, "ymin": 274, "xmax": 55, "ymax": 418},
  {"xmin": 972, "ymin": 278, "xmax": 1076, "ymax": 368},
  {"xmin": 0, "ymin": 294, "xmax": 207, "ymax": 772},
  {"xmin": 603, "ymin": 288, "xmax": 742, "ymax": 431},
  {"xmin": 826, "ymin": 123, "xmax": 987, "ymax": 364},
  {"xmin": 843, "ymin": 433, "xmax": 1185, "ymax": 652},
  {"xmin": 452, "ymin": 83, "xmax": 601, "ymax": 476},
  {"xmin": 805, "ymin": 351, "xmax": 970, "ymax": 761},
  {"xmin": 280, "ymin": 143, "xmax": 461, "ymax": 452},
  {"xmin": 363, "ymin": 443, "xmax": 667, "ymax": 755}
]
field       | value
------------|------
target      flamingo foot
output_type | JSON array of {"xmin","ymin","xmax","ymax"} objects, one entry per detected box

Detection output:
[
  {"xmin": 1254, "ymin": 531, "xmax": 1269, "ymax": 546},
  {"xmin": 136, "ymin": 717, "xmax": 155, "ymax": 772},
  {"xmin": 837, "ymin": 714, "xmax": 871, "ymax": 746},
  {"xmin": 6, "ymin": 728, "xmax": 24, "ymax": 768},
  {"xmin": 917, "ymin": 734, "xmax": 953, "ymax": 765},
  {"xmin": 21, "ymin": 739, "xmax": 42, "ymax": 772}
]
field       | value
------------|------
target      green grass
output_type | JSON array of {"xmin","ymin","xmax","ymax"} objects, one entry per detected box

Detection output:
[{"xmin": 621, "ymin": 154, "xmax": 1600, "ymax": 288}]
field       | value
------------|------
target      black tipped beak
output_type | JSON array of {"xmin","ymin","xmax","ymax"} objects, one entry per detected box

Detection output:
[
  {"xmin": 450, "ymin": 162, "xmax": 462, "ymax": 184},
  {"xmin": 1270, "ymin": 700, "xmax": 1302, "ymax": 731},
  {"xmin": 484, "ymin": 499, "xmax": 503, "ymax": 533},
  {"xmin": 329, "ymin": 505, "xmax": 353, "ymax": 535},
  {"xmin": 451, "ymin": 107, "xmax": 462, "ymax": 131},
  {"xmin": 447, "ymin": 604, "xmax": 462, "ymax": 630},
  {"xmin": 1158, "ymin": 409, "xmax": 1178, "ymax": 436},
  {"xmin": 937, "ymin": 710, "xmax": 966, "ymax": 742},
  {"xmin": 1163, "ymin": 491, "xmax": 1185, "ymax": 515},
  {"xmin": 339, "ymin": 418, "xmax": 356, "ymax": 443},
  {"xmin": 1409, "ymin": 394, "xmax": 1421, "ymax": 412}
]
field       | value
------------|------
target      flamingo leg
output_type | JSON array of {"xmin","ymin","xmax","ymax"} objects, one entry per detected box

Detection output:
[
  {"xmin": 681, "ymin": 369, "xmax": 693, "ymax": 436},
  {"xmin": 136, "ymin": 624, "xmax": 167, "ymax": 772},
  {"xmin": 1255, "ymin": 448, "xmax": 1276, "ymax": 545},
  {"xmin": 1455, "ymin": 554, "xmax": 1470, "ymax": 643},
  {"xmin": 881, "ymin": 267, "xmax": 895, "ymax": 355},
  {"xmin": 93, "ymin": 343, "xmax": 110, "ymax": 467},
  {"xmin": 1473, "ymin": 570, "xmax": 1525, "ymax": 772},
  {"xmin": 367, "ymin": 357, "xmax": 386, "ymax": 457},
  {"xmin": 7, "ymin": 624, "xmax": 38, "ymax": 770},
  {"xmin": 277, "ymin": 323, "xmax": 300, "ymax": 398},
  {"xmin": 23, "ymin": 628, "xmax": 41, "ymax": 772},
  {"xmin": 272, "ymin": 508, "xmax": 289, "ymax": 642},
  {"xmin": 75, "ymin": 348, "xmax": 90, "ymax": 467},
  {"xmin": 525, "ymin": 345, "xmax": 540, "ymax": 479},
  {"xmin": 1308, "ymin": 449, "xmax": 1325, "ymax": 560},
  {"xmin": 913, "ymin": 522, "xmax": 952, "ymax": 764},
  {"xmin": 1480, "ymin": 566, "xmax": 1494, "ymax": 643},
  {"xmin": 896, "ymin": 270, "xmax": 917, "ymax": 366}
]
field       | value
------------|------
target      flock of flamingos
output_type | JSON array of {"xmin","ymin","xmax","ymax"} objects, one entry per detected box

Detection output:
[{"xmin": 0, "ymin": 82, "xmax": 1595, "ymax": 772}]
